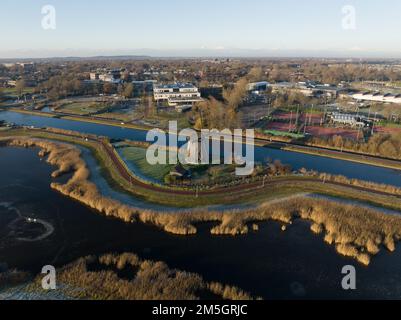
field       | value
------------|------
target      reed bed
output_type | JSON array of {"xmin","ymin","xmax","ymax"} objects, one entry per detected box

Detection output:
[{"xmin": 30, "ymin": 253, "xmax": 256, "ymax": 300}]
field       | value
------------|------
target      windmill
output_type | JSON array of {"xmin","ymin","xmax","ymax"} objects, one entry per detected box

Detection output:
[{"xmin": 184, "ymin": 137, "xmax": 209, "ymax": 165}]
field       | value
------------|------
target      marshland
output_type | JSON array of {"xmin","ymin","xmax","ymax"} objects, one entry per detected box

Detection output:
[{"xmin": 3, "ymin": 112, "xmax": 401, "ymax": 299}]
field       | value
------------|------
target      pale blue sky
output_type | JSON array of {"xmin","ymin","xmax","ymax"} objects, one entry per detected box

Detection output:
[{"xmin": 1, "ymin": 0, "xmax": 401, "ymax": 58}]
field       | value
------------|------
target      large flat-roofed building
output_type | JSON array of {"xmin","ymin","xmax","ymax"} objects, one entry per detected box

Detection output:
[
  {"xmin": 352, "ymin": 92, "xmax": 401, "ymax": 104},
  {"xmin": 153, "ymin": 83, "xmax": 202, "ymax": 107}
]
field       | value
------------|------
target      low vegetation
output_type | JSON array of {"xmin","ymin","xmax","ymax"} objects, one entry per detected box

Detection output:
[{"xmin": 28, "ymin": 253, "xmax": 255, "ymax": 300}]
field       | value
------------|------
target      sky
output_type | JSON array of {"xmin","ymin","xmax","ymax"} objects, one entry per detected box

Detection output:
[{"xmin": 1, "ymin": 0, "xmax": 401, "ymax": 58}]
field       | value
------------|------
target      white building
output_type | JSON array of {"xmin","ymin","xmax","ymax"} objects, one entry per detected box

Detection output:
[
  {"xmin": 153, "ymin": 83, "xmax": 202, "ymax": 107},
  {"xmin": 352, "ymin": 92, "xmax": 401, "ymax": 104},
  {"xmin": 98, "ymin": 74, "xmax": 122, "ymax": 84},
  {"xmin": 90, "ymin": 72, "xmax": 99, "ymax": 80},
  {"xmin": 90, "ymin": 69, "xmax": 123, "ymax": 84}
]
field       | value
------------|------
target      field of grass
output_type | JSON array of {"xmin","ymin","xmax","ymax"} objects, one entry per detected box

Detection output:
[
  {"xmin": 140, "ymin": 109, "xmax": 190, "ymax": 129},
  {"xmin": 120, "ymin": 145, "xmax": 241, "ymax": 185},
  {"xmin": 120, "ymin": 146, "xmax": 172, "ymax": 182},
  {"xmin": 57, "ymin": 102, "xmax": 108, "ymax": 115}
]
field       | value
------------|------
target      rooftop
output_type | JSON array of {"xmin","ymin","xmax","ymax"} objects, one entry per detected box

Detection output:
[{"xmin": 154, "ymin": 83, "xmax": 197, "ymax": 90}]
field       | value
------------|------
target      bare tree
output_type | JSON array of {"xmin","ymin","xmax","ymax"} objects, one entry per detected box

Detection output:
[
  {"xmin": 15, "ymin": 79, "xmax": 26, "ymax": 99},
  {"xmin": 122, "ymin": 83, "xmax": 134, "ymax": 99}
]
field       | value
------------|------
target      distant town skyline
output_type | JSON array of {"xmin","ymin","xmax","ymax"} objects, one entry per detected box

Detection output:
[{"xmin": 1, "ymin": 0, "xmax": 401, "ymax": 59}]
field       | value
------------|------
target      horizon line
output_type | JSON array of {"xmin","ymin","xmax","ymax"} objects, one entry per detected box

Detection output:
[{"xmin": 1, "ymin": 54, "xmax": 401, "ymax": 62}]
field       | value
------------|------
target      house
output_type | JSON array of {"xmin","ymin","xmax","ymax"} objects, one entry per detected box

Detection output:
[
  {"xmin": 90, "ymin": 69, "xmax": 123, "ymax": 84},
  {"xmin": 170, "ymin": 164, "xmax": 191, "ymax": 178},
  {"xmin": 6, "ymin": 80, "xmax": 17, "ymax": 87},
  {"xmin": 90, "ymin": 72, "xmax": 99, "ymax": 80},
  {"xmin": 98, "ymin": 73, "xmax": 122, "ymax": 84}
]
